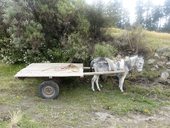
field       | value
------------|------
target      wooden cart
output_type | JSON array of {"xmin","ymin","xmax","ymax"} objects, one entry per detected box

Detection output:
[{"xmin": 15, "ymin": 63, "xmax": 124, "ymax": 99}]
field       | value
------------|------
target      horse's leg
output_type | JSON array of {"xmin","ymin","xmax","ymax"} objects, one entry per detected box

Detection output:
[
  {"xmin": 91, "ymin": 75, "xmax": 97, "ymax": 91},
  {"xmin": 95, "ymin": 75, "xmax": 101, "ymax": 91},
  {"xmin": 119, "ymin": 73, "xmax": 127, "ymax": 92}
]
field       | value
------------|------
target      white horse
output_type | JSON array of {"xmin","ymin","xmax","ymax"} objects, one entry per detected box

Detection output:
[{"xmin": 90, "ymin": 55, "xmax": 144, "ymax": 92}]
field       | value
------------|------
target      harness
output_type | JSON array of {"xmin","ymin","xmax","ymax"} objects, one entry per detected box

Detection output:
[{"xmin": 125, "ymin": 57, "xmax": 138, "ymax": 71}]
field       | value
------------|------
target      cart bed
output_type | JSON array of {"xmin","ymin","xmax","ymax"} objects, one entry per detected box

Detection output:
[{"xmin": 15, "ymin": 63, "xmax": 84, "ymax": 78}]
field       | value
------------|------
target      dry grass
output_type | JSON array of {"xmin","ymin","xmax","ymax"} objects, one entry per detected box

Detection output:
[
  {"xmin": 144, "ymin": 30, "xmax": 170, "ymax": 49},
  {"xmin": 8, "ymin": 110, "xmax": 23, "ymax": 128},
  {"xmin": 144, "ymin": 30, "xmax": 170, "ymax": 40},
  {"xmin": 104, "ymin": 28, "xmax": 170, "ymax": 50}
]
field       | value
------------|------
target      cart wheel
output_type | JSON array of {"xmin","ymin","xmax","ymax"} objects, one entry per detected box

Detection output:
[{"xmin": 39, "ymin": 80, "xmax": 59, "ymax": 99}]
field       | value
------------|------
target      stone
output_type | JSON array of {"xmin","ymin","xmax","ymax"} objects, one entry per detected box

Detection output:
[
  {"xmin": 166, "ymin": 62, "xmax": 170, "ymax": 66},
  {"xmin": 151, "ymin": 68, "xmax": 156, "ymax": 71},
  {"xmin": 154, "ymin": 65, "xmax": 159, "ymax": 69},
  {"xmin": 148, "ymin": 59, "xmax": 156, "ymax": 64},
  {"xmin": 156, "ymin": 47, "xmax": 170, "ymax": 54},
  {"xmin": 160, "ymin": 56, "xmax": 167, "ymax": 60},
  {"xmin": 157, "ymin": 61, "xmax": 166, "ymax": 67},
  {"xmin": 163, "ymin": 52, "xmax": 170, "ymax": 58},
  {"xmin": 160, "ymin": 71, "xmax": 169, "ymax": 81},
  {"xmin": 95, "ymin": 112, "xmax": 113, "ymax": 121},
  {"xmin": 156, "ymin": 47, "xmax": 170, "ymax": 59},
  {"xmin": 154, "ymin": 53, "xmax": 160, "ymax": 59}
]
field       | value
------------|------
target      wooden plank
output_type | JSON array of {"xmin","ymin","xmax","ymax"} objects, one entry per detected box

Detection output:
[
  {"xmin": 83, "ymin": 67, "xmax": 93, "ymax": 70},
  {"xmin": 15, "ymin": 63, "xmax": 84, "ymax": 78},
  {"xmin": 83, "ymin": 70, "xmax": 124, "ymax": 76}
]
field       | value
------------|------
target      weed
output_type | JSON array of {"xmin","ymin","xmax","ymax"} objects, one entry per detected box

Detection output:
[{"xmin": 8, "ymin": 110, "xmax": 23, "ymax": 128}]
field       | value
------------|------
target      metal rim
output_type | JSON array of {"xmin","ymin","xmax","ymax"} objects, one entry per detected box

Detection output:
[{"xmin": 42, "ymin": 86, "xmax": 55, "ymax": 98}]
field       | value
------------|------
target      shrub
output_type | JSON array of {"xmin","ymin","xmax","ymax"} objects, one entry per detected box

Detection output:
[
  {"xmin": 117, "ymin": 27, "xmax": 152, "ymax": 57},
  {"xmin": 0, "ymin": 0, "xmax": 90, "ymax": 64},
  {"xmin": 61, "ymin": 32, "xmax": 89, "ymax": 62},
  {"xmin": 0, "ymin": 38, "xmax": 20, "ymax": 64},
  {"xmin": 93, "ymin": 43, "xmax": 118, "ymax": 58}
]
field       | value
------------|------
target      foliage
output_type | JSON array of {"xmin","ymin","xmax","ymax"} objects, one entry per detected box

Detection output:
[
  {"xmin": 0, "ymin": 0, "xmax": 131, "ymax": 64},
  {"xmin": 93, "ymin": 43, "xmax": 118, "ymax": 58},
  {"xmin": 135, "ymin": 0, "xmax": 170, "ymax": 32},
  {"xmin": 0, "ymin": 0, "xmax": 90, "ymax": 64},
  {"xmin": 135, "ymin": 0, "xmax": 163, "ymax": 31},
  {"xmin": 117, "ymin": 26, "xmax": 152, "ymax": 56},
  {"xmin": 86, "ymin": 3, "xmax": 106, "ymax": 38},
  {"xmin": 48, "ymin": 32, "xmax": 89, "ymax": 62},
  {"xmin": 85, "ymin": 0, "xmax": 129, "ymax": 38}
]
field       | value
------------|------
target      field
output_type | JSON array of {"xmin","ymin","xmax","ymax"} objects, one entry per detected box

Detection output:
[
  {"xmin": 105, "ymin": 28, "xmax": 170, "ymax": 49},
  {"xmin": 0, "ymin": 62, "xmax": 170, "ymax": 128},
  {"xmin": 0, "ymin": 28, "xmax": 170, "ymax": 128}
]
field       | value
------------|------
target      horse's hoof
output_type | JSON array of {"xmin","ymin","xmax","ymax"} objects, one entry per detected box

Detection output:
[
  {"xmin": 92, "ymin": 89, "xmax": 95, "ymax": 92},
  {"xmin": 97, "ymin": 89, "xmax": 101, "ymax": 92},
  {"xmin": 121, "ymin": 90, "xmax": 124, "ymax": 93}
]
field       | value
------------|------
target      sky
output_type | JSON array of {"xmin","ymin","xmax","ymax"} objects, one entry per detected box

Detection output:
[{"xmin": 85, "ymin": 0, "xmax": 165, "ymax": 24}]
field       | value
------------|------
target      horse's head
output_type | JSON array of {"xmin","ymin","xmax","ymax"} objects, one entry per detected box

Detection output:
[{"xmin": 136, "ymin": 56, "xmax": 144, "ymax": 72}]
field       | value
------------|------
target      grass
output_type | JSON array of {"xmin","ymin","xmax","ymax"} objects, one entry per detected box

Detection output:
[
  {"xmin": 0, "ymin": 63, "xmax": 170, "ymax": 127},
  {"xmin": 104, "ymin": 27, "xmax": 170, "ymax": 49}
]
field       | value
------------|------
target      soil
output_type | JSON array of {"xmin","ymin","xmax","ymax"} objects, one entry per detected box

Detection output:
[
  {"xmin": 94, "ymin": 106, "xmax": 170, "ymax": 128},
  {"xmin": 1, "ymin": 102, "xmax": 170, "ymax": 128}
]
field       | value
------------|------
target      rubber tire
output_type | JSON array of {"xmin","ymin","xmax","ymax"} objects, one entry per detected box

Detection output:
[{"xmin": 39, "ymin": 80, "xmax": 59, "ymax": 99}]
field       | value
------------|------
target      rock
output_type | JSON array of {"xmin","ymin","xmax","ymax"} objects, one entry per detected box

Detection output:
[
  {"xmin": 148, "ymin": 59, "xmax": 156, "ymax": 64},
  {"xmin": 154, "ymin": 53, "xmax": 160, "ymax": 59},
  {"xmin": 160, "ymin": 71, "xmax": 169, "ymax": 81},
  {"xmin": 95, "ymin": 112, "xmax": 113, "ymax": 121},
  {"xmin": 167, "ymin": 79, "xmax": 170, "ymax": 84},
  {"xmin": 156, "ymin": 47, "xmax": 170, "ymax": 54},
  {"xmin": 166, "ymin": 62, "xmax": 170, "ymax": 65},
  {"xmin": 151, "ymin": 68, "xmax": 156, "ymax": 71},
  {"xmin": 160, "ymin": 56, "xmax": 167, "ymax": 60},
  {"xmin": 163, "ymin": 52, "xmax": 170, "ymax": 58},
  {"xmin": 156, "ymin": 47, "xmax": 170, "ymax": 59},
  {"xmin": 157, "ymin": 61, "xmax": 166, "ymax": 67},
  {"xmin": 154, "ymin": 65, "xmax": 159, "ymax": 69}
]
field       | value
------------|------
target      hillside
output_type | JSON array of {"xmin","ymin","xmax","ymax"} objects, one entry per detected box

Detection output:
[
  {"xmin": 105, "ymin": 28, "xmax": 170, "ymax": 49},
  {"xmin": 0, "ymin": 28, "xmax": 170, "ymax": 128}
]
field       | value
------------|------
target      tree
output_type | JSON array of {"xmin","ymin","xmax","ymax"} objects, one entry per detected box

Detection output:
[
  {"xmin": 86, "ymin": 1, "xmax": 106, "ymax": 38},
  {"xmin": 0, "ymin": 0, "xmax": 7, "ymax": 37},
  {"xmin": 136, "ymin": 0, "xmax": 145, "ymax": 25},
  {"xmin": 1, "ymin": 0, "xmax": 131, "ymax": 64},
  {"xmin": 135, "ymin": 0, "xmax": 164, "ymax": 31},
  {"xmin": 1, "ymin": 0, "xmax": 90, "ymax": 63},
  {"xmin": 161, "ymin": 0, "xmax": 170, "ymax": 32},
  {"xmin": 86, "ymin": 0, "xmax": 129, "ymax": 38}
]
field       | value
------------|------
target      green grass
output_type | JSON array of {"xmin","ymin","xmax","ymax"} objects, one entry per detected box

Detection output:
[{"xmin": 0, "ymin": 63, "xmax": 170, "ymax": 127}]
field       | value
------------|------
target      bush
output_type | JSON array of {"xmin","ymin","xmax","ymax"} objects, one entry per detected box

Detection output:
[
  {"xmin": 117, "ymin": 27, "xmax": 152, "ymax": 57},
  {"xmin": 0, "ymin": 0, "xmax": 90, "ymax": 64},
  {"xmin": 93, "ymin": 43, "xmax": 118, "ymax": 58},
  {"xmin": 63, "ymin": 32, "xmax": 89, "ymax": 62}
]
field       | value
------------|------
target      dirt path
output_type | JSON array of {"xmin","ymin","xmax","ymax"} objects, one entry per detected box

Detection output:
[
  {"xmin": 0, "ymin": 100, "xmax": 170, "ymax": 128},
  {"xmin": 94, "ymin": 106, "xmax": 170, "ymax": 128}
]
